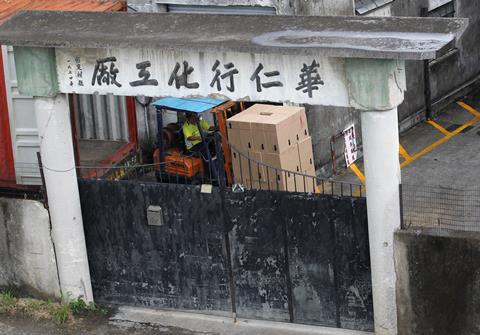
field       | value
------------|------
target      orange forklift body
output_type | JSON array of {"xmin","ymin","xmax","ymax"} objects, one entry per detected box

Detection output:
[{"xmin": 154, "ymin": 148, "xmax": 204, "ymax": 178}]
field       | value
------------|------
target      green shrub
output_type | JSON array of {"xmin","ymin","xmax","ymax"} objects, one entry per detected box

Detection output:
[
  {"xmin": 0, "ymin": 288, "xmax": 17, "ymax": 312},
  {"xmin": 49, "ymin": 304, "xmax": 69, "ymax": 324},
  {"xmin": 69, "ymin": 299, "xmax": 87, "ymax": 315}
]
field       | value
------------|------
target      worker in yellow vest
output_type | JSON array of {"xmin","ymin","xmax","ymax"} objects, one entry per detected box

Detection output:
[{"xmin": 182, "ymin": 112, "xmax": 218, "ymax": 180}]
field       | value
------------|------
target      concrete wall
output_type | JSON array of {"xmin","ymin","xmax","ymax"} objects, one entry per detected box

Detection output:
[
  {"xmin": 0, "ymin": 198, "xmax": 60, "ymax": 299},
  {"xmin": 395, "ymin": 229, "xmax": 480, "ymax": 335},
  {"xmin": 392, "ymin": 0, "xmax": 480, "ymax": 123}
]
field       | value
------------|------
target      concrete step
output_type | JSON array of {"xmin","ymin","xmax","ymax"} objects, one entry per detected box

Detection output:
[{"xmin": 110, "ymin": 306, "xmax": 373, "ymax": 335}]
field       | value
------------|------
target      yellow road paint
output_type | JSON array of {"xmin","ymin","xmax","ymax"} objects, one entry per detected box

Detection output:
[
  {"xmin": 349, "ymin": 163, "xmax": 366, "ymax": 184},
  {"xmin": 427, "ymin": 120, "xmax": 451, "ymax": 136},
  {"xmin": 352, "ymin": 188, "xmax": 365, "ymax": 198},
  {"xmin": 458, "ymin": 101, "xmax": 480, "ymax": 116},
  {"xmin": 399, "ymin": 144, "xmax": 413, "ymax": 162},
  {"xmin": 347, "ymin": 100, "xmax": 480, "ymax": 186},
  {"xmin": 402, "ymin": 114, "xmax": 480, "ymax": 168}
]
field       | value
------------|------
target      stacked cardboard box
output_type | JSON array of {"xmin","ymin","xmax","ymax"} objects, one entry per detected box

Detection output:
[{"xmin": 227, "ymin": 104, "xmax": 316, "ymax": 192}]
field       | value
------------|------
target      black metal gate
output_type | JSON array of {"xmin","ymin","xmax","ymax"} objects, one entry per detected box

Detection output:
[{"xmin": 79, "ymin": 180, "xmax": 373, "ymax": 331}]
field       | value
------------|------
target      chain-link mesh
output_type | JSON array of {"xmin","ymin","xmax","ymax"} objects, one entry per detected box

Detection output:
[{"xmin": 401, "ymin": 184, "xmax": 480, "ymax": 232}]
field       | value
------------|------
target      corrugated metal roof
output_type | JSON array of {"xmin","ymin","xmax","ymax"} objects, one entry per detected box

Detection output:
[
  {"xmin": 0, "ymin": 0, "xmax": 125, "ymax": 25},
  {"xmin": 355, "ymin": 0, "xmax": 394, "ymax": 15}
]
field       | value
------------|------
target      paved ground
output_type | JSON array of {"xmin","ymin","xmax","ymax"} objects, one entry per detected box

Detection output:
[
  {"xmin": 334, "ymin": 88, "xmax": 480, "ymax": 188},
  {"xmin": 0, "ymin": 307, "xmax": 372, "ymax": 335},
  {"xmin": 0, "ymin": 313, "xmax": 202, "ymax": 335}
]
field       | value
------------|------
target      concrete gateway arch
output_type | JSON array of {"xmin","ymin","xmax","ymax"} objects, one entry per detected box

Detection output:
[{"xmin": 0, "ymin": 10, "xmax": 467, "ymax": 335}]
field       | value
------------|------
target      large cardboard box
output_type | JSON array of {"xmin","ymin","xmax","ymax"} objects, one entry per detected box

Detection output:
[{"xmin": 227, "ymin": 104, "xmax": 313, "ymax": 192}]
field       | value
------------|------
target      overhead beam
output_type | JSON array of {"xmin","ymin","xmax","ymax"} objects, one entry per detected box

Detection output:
[{"xmin": 0, "ymin": 10, "xmax": 468, "ymax": 60}]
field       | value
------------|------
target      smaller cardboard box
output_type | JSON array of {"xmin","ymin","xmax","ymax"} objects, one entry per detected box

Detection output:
[
  {"xmin": 267, "ymin": 169, "xmax": 300, "ymax": 192},
  {"xmin": 297, "ymin": 136, "xmax": 315, "ymax": 175},
  {"xmin": 291, "ymin": 173, "xmax": 316, "ymax": 193},
  {"xmin": 227, "ymin": 104, "xmax": 275, "ymax": 153},
  {"xmin": 263, "ymin": 114, "xmax": 298, "ymax": 154},
  {"xmin": 262, "ymin": 145, "xmax": 301, "ymax": 192},
  {"xmin": 278, "ymin": 106, "xmax": 310, "ymax": 142},
  {"xmin": 227, "ymin": 121, "xmax": 254, "ymax": 153},
  {"xmin": 227, "ymin": 104, "xmax": 310, "ymax": 155},
  {"xmin": 250, "ymin": 108, "xmax": 300, "ymax": 154},
  {"xmin": 231, "ymin": 151, "xmax": 265, "ymax": 185},
  {"xmin": 246, "ymin": 105, "xmax": 277, "ymax": 152}
]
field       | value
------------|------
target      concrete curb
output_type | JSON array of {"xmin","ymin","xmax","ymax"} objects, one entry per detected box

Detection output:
[{"xmin": 111, "ymin": 306, "xmax": 373, "ymax": 335}]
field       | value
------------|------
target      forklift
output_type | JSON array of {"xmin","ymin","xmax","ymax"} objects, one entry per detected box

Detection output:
[{"xmin": 152, "ymin": 97, "xmax": 244, "ymax": 185}]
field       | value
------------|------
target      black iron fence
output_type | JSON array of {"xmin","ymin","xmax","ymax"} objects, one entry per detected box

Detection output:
[
  {"xmin": 10, "ymin": 129, "xmax": 364, "ymax": 199},
  {"xmin": 73, "ymin": 152, "xmax": 365, "ymax": 197},
  {"xmin": 13, "ymin": 133, "xmax": 364, "ymax": 200},
  {"xmin": 75, "ymin": 159, "xmax": 364, "ymax": 198},
  {"xmin": 400, "ymin": 184, "xmax": 480, "ymax": 232}
]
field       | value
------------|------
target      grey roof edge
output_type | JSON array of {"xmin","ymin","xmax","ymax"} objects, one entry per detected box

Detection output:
[
  {"xmin": 0, "ymin": 38, "xmax": 444, "ymax": 60},
  {"xmin": 0, "ymin": 10, "xmax": 469, "ymax": 61}
]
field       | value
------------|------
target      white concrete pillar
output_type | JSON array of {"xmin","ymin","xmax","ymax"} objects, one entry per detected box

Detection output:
[
  {"xmin": 361, "ymin": 108, "xmax": 401, "ymax": 335},
  {"xmin": 35, "ymin": 94, "xmax": 93, "ymax": 302},
  {"xmin": 346, "ymin": 58, "xmax": 406, "ymax": 334}
]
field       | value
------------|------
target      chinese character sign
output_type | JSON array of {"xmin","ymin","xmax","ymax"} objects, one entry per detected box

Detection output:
[
  {"xmin": 56, "ymin": 48, "xmax": 351, "ymax": 107},
  {"xmin": 343, "ymin": 124, "xmax": 358, "ymax": 167}
]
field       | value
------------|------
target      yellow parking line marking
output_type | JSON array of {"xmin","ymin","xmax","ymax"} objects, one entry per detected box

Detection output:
[
  {"xmin": 346, "ymin": 103, "xmax": 480, "ymax": 188},
  {"xmin": 349, "ymin": 163, "xmax": 366, "ymax": 184},
  {"xmin": 352, "ymin": 190, "xmax": 363, "ymax": 197},
  {"xmin": 402, "ymin": 114, "xmax": 480, "ymax": 168},
  {"xmin": 458, "ymin": 101, "xmax": 480, "ymax": 116},
  {"xmin": 399, "ymin": 144, "xmax": 413, "ymax": 162},
  {"xmin": 427, "ymin": 120, "xmax": 451, "ymax": 136}
]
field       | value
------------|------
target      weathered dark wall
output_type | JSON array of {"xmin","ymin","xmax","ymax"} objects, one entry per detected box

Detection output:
[
  {"xmin": 395, "ymin": 229, "xmax": 480, "ymax": 335},
  {"xmin": 306, "ymin": 106, "xmax": 361, "ymax": 176},
  {"xmin": 392, "ymin": 0, "xmax": 480, "ymax": 122},
  {"xmin": 79, "ymin": 180, "xmax": 372, "ymax": 330}
]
